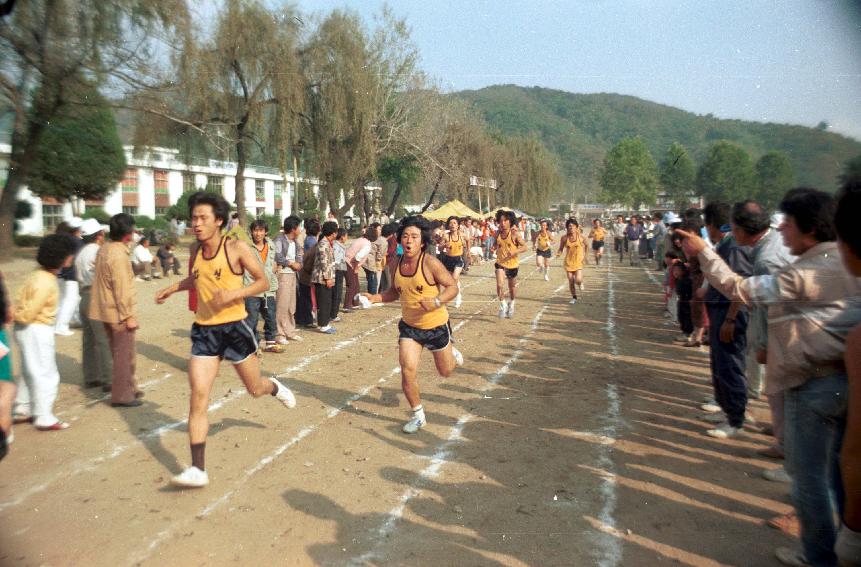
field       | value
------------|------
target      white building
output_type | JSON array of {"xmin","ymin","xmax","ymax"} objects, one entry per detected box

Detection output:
[{"xmin": 1, "ymin": 144, "xmax": 380, "ymax": 235}]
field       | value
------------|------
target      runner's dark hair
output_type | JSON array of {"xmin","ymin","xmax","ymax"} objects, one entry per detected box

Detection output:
[
  {"xmin": 495, "ymin": 209, "xmax": 516, "ymax": 225},
  {"xmin": 565, "ymin": 218, "xmax": 579, "ymax": 228},
  {"xmin": 188, "ymin": 191, "xmax": 230, "ymax": 227},
  {"xmin": 397, "ymin": 215, "xmax": 432, "ymax": 251},
  {"xmin": 447, "ymin": 215, "xmax": 459, "ymax": 226}
]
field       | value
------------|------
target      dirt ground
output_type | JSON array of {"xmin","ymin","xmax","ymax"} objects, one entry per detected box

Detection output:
[{"xmin": 0, "ymin": 243, "xmax": 796, "ymax": 566}]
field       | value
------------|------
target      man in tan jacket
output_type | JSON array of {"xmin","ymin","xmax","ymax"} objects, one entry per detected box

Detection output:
[{"xmin": 90, "ymin": 213, "xmax": 141, "ymax": 407}]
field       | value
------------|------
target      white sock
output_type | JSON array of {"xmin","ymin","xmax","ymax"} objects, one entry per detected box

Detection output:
[{"xmin": 411, "ymin": 405, "xmax": 425, "ymax": 421}]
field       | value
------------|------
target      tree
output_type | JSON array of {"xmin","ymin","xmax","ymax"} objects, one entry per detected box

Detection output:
[
  {"xmin": 151, "ymin": 1, "xmax": 304, "ymax": 229},
  {"xmin": 659, "ymin": 142, "xmax": 696, "ymax": 209},
  {"xmin": 599, "ymin": 137, "xmax": 659, "ymax": 209},
  {"xmin": 754, "ymin": 151, "xmax": 795, "ymax": 209},
  {"xmin": 26, "ymin": 85, "xmax": 125, "ymax": 212},
  {"xmin": 696, "ymin": 140, "xmax": 755, "ymax": 203},
  {"xmin": 0, "ymin": 0, "xmax": 187, "ymax": 258},
  {"xmin": 377, "ymin": 154, "xmax": 420, "ymax": 217},
  {"xmin": 838, "ymin": 154, "xmax": 861, "ymax": 186}
]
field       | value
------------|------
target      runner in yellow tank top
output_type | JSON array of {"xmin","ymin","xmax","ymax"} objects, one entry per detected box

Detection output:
[
  {"xmin": 588, "ymin": 219, "xmax": 607, "ymax": 266},
  {"xmin": 557, "ymin": 218, "xmax": 588, "ymax": 305},
  {"xmin": 440, "ymin": 216, "xmax": 465, "ymax": 308},
  {"xmin": 155, "ymin": 192, "xmax": 297, "ymax": 488},
  {"xmin": 362, "ymin": 216, "xmax": 463, "ymax": 434},
  {"xmin": 492, "ymin": 210, "xmax": 527, "ymax": 319},
  {"xmin": 533, "ymin": 219, "xmax": 555, "ymax": 281}
]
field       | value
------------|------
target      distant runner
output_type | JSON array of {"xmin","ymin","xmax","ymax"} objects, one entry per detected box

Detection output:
[
  {"xmin": 533, "ymin": 219, "xmax": 555, "ymax": 281},
  {"xmin": 493, "ymin": 210, "xmax": 527, "ymax": 319},
  {"xmin": 440, "ymin": 216, "xmax": 465, "ymax": 309},
  {"xmin": 558, "ymin": 218, "xmax": 588, "ymax": 304}
]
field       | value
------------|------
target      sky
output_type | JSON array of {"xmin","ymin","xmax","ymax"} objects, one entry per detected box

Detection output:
[{"xmin": 202, "ymin": 0, "xmax": 861, "ymax": 141}]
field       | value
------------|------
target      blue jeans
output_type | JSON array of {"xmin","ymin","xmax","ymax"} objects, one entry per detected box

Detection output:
[
  {"xmin": 244, "ymin": 296, "xmax": 277, "ymax": 343},
  {"xmin": 484, "ymin": 237, "xmax": 495, "ymax": 260},
  {"xmin": 364, "ymin": 268, "xmax": 378, "ymax": 295},
  {"xmin": 707, "ymin": 304, "xmax": 748, "ymax": 428},
  {"xmin": 785, "ymin": 373, "xmax": 847, "ymax": 567}
]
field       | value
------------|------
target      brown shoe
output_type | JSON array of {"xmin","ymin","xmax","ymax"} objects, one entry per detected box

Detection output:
[
  {"xmin": 768, "ymin": 512, "xmax": 800, "ymax": 538},
  {"xmin": 757, "ymin": 445, "xmax": 784, "ymax": 459}
]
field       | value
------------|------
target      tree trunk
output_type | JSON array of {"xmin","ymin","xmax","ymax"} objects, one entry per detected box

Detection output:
[
  {"xmin": 420, "ymin": 170, "xmax": 444, "ymax": 213},
  {"xmin": 385, "ymin": 182, "xmax": 402, "ymax": 217},
  {"xmin": 234, "ymin": 117, "xmax": 249, "ymax": 228}
]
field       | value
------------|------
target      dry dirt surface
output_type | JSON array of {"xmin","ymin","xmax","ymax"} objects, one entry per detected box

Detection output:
[{"xmin": 0, "ymin": 246, "xmax": 796, "ymax": 566}]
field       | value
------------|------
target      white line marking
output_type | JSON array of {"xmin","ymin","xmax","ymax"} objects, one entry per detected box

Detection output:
[{"xmin": 350, "ymin": 303, "xmax": 554, "ymax": 565}]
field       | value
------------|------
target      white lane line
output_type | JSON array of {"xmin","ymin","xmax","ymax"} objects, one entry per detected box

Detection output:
[
  {"xmin": 0, "ymin": 314, "xmax": 401, "ymax": 513},
  {"xmin": 594, "ymin": 259, "xmax": 622, "ymax": 567},
  {"xmin": 350, "ymin": 303, "xmax": 554, "ymax": 566},
  {"xmin": 127, "ymin": 292, "xmax": 507, "ymax": 565}
]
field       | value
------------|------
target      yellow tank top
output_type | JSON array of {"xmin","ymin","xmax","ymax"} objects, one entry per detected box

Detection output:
[
  {"xmin": 536, "ymin": 232, "xmax": 551, "ymax": 251},
  {"xmin": 496, "ymin": 229, "xmax": 520, "ymax": 269},
  {"xmin": 563, "ymin": 234, "xmax": 585, "ymax": 272},
  {"xmin": 446, "ymin": 233, "xmax": 464, "ymax": 257},
  {"xmin": 394, "ymin": 253, "xmax": 449, "ymax": 330},
  {"xmin": 192, "ymin": 237, "xmax": 248, "ymax": 325},
  {"xmin": 591, "ymin": 227, "xmax": 606, "ymax": 241}
]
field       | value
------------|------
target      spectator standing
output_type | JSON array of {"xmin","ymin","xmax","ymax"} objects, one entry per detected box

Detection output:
[
  {"xmin": 610, "ymin": 215, "xmax": 627, "ymax": 262},
  {"xmin": 273, "ymin": 216, "xmax": 303, "ymax": 343},
  {"xmin": 372, "ymin": 223, "xmax": 389, "ymax": 292},
  {"xmin": 344, "ymin": 227, "xmax": 374, "ymax": 311},
  {"xmin": 90, "ymin": 213, "xmax": 142, "ymax": 408},
  {"xmin": 0, "ymin": 270, "xmax": 14, "ymax": 455},
  {"xmin": 54, "ymin": 218, "xmax": 84, "ymax": 335},
  {"xmin": 12, "ymin": 234, "xmax": 77, "ymax": 430},
  {"xmin": 312, "ymin": 222, "xmax": 339, "ymax": 334},
  {"xmin": 625, "ymin": 216, "xmax": 645, "ymax": 265},
  {"xmin": 332, "ymin": 228, "xmax": 348, "ymax": 319},
  {"xmin": 75, "ymin": 219, "xmax": 113, "ymax": 390},
  {"xmin": 363, "ymin": 224, "xmax": 383, "ymax": 295},
  {"xmin": 296, "ymin": 219, "xmax": 320, "ymax": 326},
  {"xmin": 244, "ymin": 219, "xmax": 281, "ymax": 353},
  {"xmin": 680, "ymin": 188, "xmax": 860, "ymax": 567}
]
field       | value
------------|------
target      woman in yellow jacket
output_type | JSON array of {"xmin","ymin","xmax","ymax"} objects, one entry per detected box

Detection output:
[{"xmin": 557, "ymin": 218, "xmax": 588, "ymax": 304}]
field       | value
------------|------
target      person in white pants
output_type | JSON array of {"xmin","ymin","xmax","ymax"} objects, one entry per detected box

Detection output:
[
  {"xmin": 54, "ymin": 218, "xmax": 84, "ymax": 336},
  {"xmin": 13, "ymin": 234, "xmax": 78, "ymax": 430}
]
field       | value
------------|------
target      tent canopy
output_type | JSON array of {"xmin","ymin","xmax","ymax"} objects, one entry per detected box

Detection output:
[{"xmin": 420, "ymin": 200, "xmax": 482, "ymax": 221}]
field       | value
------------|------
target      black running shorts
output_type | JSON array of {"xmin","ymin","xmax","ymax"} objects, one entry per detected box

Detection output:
[
  {"xmin": 494, "ymin": 263, "xmax": 519, "ymax": 279},
  {"xmin": 441, "ymin": 255, "xmax": 465, "ymax": 272},
  {"xmin": 191, "ymin": 319, "xmax": 257, "ymax": 363},
  {"xmin": 536, "ymin": 249, "xmax": 552, "ymax": 258},
  {"xmin": 592, "ymin": 240, "xmax": 605, "ymax": 250},
  {"xmin": 398, "ymin": 320, "xmax": 452, "ymax": 352}
]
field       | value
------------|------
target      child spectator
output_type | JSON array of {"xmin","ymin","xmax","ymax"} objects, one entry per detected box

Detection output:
[{"xmin": 12, "ymin": 234, "xmax": 77, "ymax": 431}]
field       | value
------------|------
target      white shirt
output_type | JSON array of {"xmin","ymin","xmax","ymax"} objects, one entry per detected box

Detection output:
[
  {"xmin": 75, "ymin": 243, "xmax": 100, "ymax": 288},
  {"xmin": 132, "ymin": 244, "xmax": 154, "ymax": 264}
]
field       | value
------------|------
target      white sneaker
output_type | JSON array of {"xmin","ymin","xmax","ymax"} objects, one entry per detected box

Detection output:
[
  {"xmin": 454, "ymin": 293, "xmax": 462, "ymax": 309},
  {"xmin": 506, "ymin": 301, "xmax": 515, "ymax": 319},
  {"xmin": 498, "ymin": 301, "xmax": 507, "ymax": 319},
  {"xmin": 452, "ymin": 347, "xmax": 464, "ymax": 367},
  {"xmin": 763, "ymin": 466, "xmax": 792, "ymax": 483},
  {"xmin": 402, "ymin": 414, "xmax": 425, "ymax": 434},
  {"xmin": 706, "ymin": 423, "xmax": 741, "ymax": 439},
  {"xmin": 775, "ymin": 547, "xmax": 810, "ymax": 567},
  {"xmin": 569, "ymin": 298, "xmax": 577, "ymax": 305},
  {"xmin": 270, "ymin": 378, "xmax": 297, "ymax": 408},
  {"xmin": 544, "ymin": 272, "xmax": 550, "ymax": 281},
  {"xmin": 171, "ymin": 466, "xmax": 209, "ymax": 488},
  {"xmin": 276, "ymin": 337, "xmax": 289, "ymax": 345},
  {"xmin": 701, "ymin": 402, "xmax": 722, "ymax": 413}
]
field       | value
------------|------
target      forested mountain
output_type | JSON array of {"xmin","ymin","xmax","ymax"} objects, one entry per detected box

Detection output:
[{"xmin": 454, "ymin": 85, "xmax": 861, "ymax": 199}]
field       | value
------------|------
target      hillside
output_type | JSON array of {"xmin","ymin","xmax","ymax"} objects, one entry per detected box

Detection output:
[{"xmin": 454, "ymin": 85, "xmax": 861, "ymax": 198}]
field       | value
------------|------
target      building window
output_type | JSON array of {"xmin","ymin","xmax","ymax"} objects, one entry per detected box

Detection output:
[
  {"xmin": 274, "ymin": 181, "xmax": 284, "ymax": 198},
  {"xmin": 122, "ymin": 206, "xmax": 138, "ymax": 216},
  {"xmin": 122, "ymin": 168, "xmax": 137, "ymax": 193},
  {"xmin": 155, "ymin": 207, "xmax": 169, "ymax": 216},
  {"xmin": 154, "ymin": 170, "xmax": 169, "ymax": 194},
  {"xmin": 274, "ymin": 208, "xmax": 281, "ymax": 219},
  {"xmin": 207, "ymin": 175, "xmax": 223, "ymax": 193},
  {"xmin": 183, "ymin": 173, "xmax": 196, "ymax": 193},
  {"xmin": 42, "ymin": 204, "xmax": 63, "ymax": 231},
  {"xmin": 255, "ymin": 179, "xmax": 266, "ymax": 201}
]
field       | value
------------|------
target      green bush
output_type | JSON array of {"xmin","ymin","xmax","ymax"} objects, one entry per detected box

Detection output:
[
  {"xmin": 133, "ymin": 215, "xmax": 170, "ymax": 231},
  {"xmin": 82, "ymin": 207, "xmax": 112, "ymax": 224},
  {"xmin": 14, "ymin": 234, "xmax": 43, "ymax": 247}
]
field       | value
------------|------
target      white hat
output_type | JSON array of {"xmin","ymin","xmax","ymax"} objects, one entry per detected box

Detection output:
[
  {"xmin": 663, "ymin": 212, "xmax": 682, "ymax": 225},
  {"xmin": 80, "ymin": 218, "xmax": 105, "ymax": 236},
  {"xmin": 67, "ymin": 216, "xmax": 84, "ymax": 229},
  {"xmin": 770, "ymin": 212, "xmax": 785, "ymax": 229}
]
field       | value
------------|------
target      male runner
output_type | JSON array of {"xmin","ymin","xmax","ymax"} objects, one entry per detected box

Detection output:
[
  {"xmin": 493, "ymin": 210, "xmax": 527, "ymax": 318},
  {"xmin": 558, "ymin": 218, "xmax": 588, "ymax": 304},
  {"xmin": 440, "ymin": 216, "xmax": 465, "ymax": 308},
  {"xmin": 533, "ymin": 219, "xmax": 554, "ymax": 281},
  {"xmin": 155, "ymin": 192, "xmax": 297, "ymax": 488},
  {"xmin": 589, "ymin": 219, "xmax": 607, "ymax": 265},
  {"xmin": 362, "ymin": 216, "xmax": 462, "ymax": 433}
]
